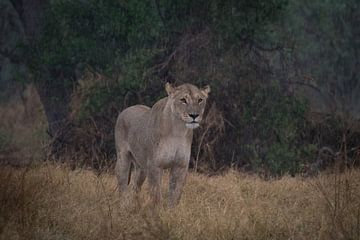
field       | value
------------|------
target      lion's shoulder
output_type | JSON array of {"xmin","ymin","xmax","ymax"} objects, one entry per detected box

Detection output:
[
  {"xmin": 116, "ymin": 105, "xmax": 150, "ymax": 125},
  {"xmin": 150, "ymin": 97, "xmax": 168, "ymax": 114}
]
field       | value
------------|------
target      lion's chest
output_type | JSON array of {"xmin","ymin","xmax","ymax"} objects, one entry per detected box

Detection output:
[{"xmin": 153, "ymin": 137, "xmax": 191, "ymax": 169}]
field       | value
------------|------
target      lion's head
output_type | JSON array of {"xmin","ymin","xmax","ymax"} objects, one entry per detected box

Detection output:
[{"xmin": 165, "ymin": 83, "xmax": 210, "ymax": 129}]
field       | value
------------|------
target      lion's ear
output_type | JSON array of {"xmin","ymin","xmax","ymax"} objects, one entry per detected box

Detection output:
[
  {"xmin": 201, "ymin": 85, "xmax": 211, "ymax": 96},
  {"xmin": 165, "ymin": 82, "xmax": 175, "ymax": 96}
]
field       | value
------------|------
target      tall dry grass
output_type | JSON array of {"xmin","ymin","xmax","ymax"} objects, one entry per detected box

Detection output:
[{"xmin": 1, "ymin": 164, "xmax": 360, "ymax": 240}]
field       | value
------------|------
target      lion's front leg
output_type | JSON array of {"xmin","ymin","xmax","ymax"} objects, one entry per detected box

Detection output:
[
  {"xmin": 168, "ymin": 166, "xmax": 188, "ymax": 207},
  {"xmin": 148, "ymin": 165, "xmax": 163, "ymax": 206}
]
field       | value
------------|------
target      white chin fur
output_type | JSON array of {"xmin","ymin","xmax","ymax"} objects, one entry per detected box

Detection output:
[{"xmin": 186, "ymin": 123, "xmax": 200, "ymax": 129}]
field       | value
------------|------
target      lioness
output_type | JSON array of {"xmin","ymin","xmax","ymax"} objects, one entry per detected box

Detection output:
[{"xmin": 115, "ymin": 83, "xmax": 210, "ymax": 207}]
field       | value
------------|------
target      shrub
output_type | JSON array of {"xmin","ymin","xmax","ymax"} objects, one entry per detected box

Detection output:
[{"xmin": 240, "ymin": 83, "xmax": 313, "ymax": 176}]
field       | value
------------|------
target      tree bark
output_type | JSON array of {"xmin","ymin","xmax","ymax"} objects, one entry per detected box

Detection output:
[
  {"xmin": 35, "ymin": 69, "xmax": 74, "ymax": 137},
  {"xmin": 9, "ymin": 0, "xmax": 75, "ymax": 151}
]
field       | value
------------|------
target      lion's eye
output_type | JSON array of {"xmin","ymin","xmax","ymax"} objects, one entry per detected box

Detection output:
[
  {"xmin": 198, "ymin": 98, "xmax": 203, "ymax": 103},
  {"xmin": 180, "ymin": 98, "xmax": 187, "ymax": 104}
]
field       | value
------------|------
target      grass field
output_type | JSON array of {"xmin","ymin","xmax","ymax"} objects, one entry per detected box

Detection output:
[{"xmin": 1, "ymin": 164, "xmax": 359, "ymax": 240}]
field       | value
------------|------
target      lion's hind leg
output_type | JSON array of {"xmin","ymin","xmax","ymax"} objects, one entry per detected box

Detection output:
[
  {"xmin": 115, "ymin": 150, "xmax": 132, "ymax": 193},
  {"xmin": 132, "ymin": 166, "xmax": 146, "ymax": 193}
]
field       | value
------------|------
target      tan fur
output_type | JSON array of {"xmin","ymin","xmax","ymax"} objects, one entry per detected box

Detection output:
[{"xmin": 115, "ymin": 83, "xmax": 210, "ymax": 207}]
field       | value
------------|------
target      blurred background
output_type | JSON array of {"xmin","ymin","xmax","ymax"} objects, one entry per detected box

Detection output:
[{"xmin": 0, "ymin": 0, "xmax": 359, "ymax": 176}]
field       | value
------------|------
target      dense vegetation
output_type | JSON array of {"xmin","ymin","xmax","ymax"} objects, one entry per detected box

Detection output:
[{"xmin": 0, "ymin": 0, "xmax": 359, "ymax": 175}]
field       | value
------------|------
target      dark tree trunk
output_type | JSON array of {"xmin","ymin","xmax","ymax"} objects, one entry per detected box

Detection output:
[
  {"xmin": 9, "ymin": 0, "xmax": 76, "ymax": 156},
  {"xmin": 35, "ymin": 69, "xmax": 74, "ymax": 137},
  {"xmin": 35, "ymin": 68, "xmax": 76, "ymax": 160}
]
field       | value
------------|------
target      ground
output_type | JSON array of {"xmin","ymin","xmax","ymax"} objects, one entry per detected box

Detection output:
[{"xmin": 1, "ymin": 164, "xmax": 359, "ymax": 240}]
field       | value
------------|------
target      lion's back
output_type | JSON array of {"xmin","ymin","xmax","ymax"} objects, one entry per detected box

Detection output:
[
  {"xmin": 115, "ymin": 105, "xmax": 150, "ymax": 144},
  {"xmin": 118, "ymin": 105, "xmax": 150, "ymax": 123}
]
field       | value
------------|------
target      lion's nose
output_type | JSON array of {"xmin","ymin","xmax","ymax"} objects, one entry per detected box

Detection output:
[{"xmin": 189, "ymin": 113, "xmax": 199, "ymax": 120}]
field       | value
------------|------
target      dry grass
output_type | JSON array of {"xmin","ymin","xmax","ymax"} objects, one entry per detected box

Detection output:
[{"xmin": 1, "ymin": 164, "xmax": 360, "ymax": 240}]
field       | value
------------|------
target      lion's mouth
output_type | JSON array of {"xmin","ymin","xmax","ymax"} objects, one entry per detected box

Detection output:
[{"xmin": 185, "ymin": 122, "xmax": 200, "ymax": 129}]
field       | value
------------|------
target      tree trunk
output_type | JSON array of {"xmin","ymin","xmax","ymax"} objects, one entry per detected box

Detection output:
[
  {"xmin": 35, "ymin": 69, "xmax": 74, "ymax": 138},
  {"xmin": 35, "ymin": 69, "xmax": 75, "ymax": 159},
  {"xmin": 9, "ymin": 0, "xmax": 76, "ymax": 157}
]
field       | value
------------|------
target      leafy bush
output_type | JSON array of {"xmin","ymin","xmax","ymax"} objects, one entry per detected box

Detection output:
[{"xmin": 241, "ymin": 83, "xmax": 312, "ymax": 176}]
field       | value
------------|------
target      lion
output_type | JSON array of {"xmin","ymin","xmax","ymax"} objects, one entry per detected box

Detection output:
[{"xmin": 114, "ymin": 83, "xmax": 210, "ymax": 207}]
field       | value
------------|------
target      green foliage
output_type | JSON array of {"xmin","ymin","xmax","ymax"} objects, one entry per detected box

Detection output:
[
  {"xmin": 125, "ymin": 0, "xmax": 164, "ymax": 48},
  {"xmin": 32, "ymin": 0, "xmax": 167, "ymax": 73},
  {"xmin": 80, "ymin": 81, "xmax": 133, "ymax": 119},
  {"xmin": 242, "ymin": 83, "xmax": 311, "ymax": 175},
  {"xmin": 213, "ymin": 0, "xmax": 288, "ymax": 44},
  {"xmin": 80, "ymin": 48, "xmax": 161, "ymax": 118},
  {"xmin": 35, "ymin": 0, "xmax": 130, "ymax": 72},
  {"xmin": 26, "ymin": 0, "xmax": 290, "ymax": 82},
  {"xmin": 275, "ymin": 0, "xmax": 360, "ymax": 114}
]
